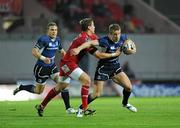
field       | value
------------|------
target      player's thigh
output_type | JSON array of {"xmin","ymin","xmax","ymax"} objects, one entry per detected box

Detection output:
[
  {"xmin": 50, "ymin": 65, "xmax": 59, "ymax": 82},
  {"xmin": 78, "ymin": 72, "xmax": 91, "ymax": 86},
  {"xmin": 35, "ymin": 83, "xmax": 45, "ymax": 94},
  {"xmin": 69, "ymin": 67, "xmax": 91, "ymax": 86},
  {"xmin": 51, "ymin": 72, "xmax": 60, "ymax": 83},
  {"xmin": 55, "ymin": 82, "xmax": 69, "ymax": 93},
  {"xmin": 112, "ymin": 72, "xmax": 132, "ymax": 91},
  {"xmin": 92, "ymin": 80, "xmax": 104, "ymax": 97}
]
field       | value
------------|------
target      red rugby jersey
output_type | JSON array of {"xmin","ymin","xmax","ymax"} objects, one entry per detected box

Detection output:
[{"xmin": 63, "ymin": 32, "xmax": 98, "ymax": 64}]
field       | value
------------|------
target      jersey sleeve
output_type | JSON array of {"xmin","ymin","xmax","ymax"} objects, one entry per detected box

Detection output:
[
  {"xmin": 121, "ymin": 34, "xmax": 128, "ymax": 43},
  {"xmin": 120, "ymin": 34, "xmax": 128, "ymax": 51},
  {"xmin": 57, "ymin": 38, "xmax": 63, "ymax": 52},
  {"xmin": 98, "ymin": 36, "xmax": 108, "ymax": 47},
  {"xmin": 34, "ymin": 36, "xmax": 47, "ymax": 50}
]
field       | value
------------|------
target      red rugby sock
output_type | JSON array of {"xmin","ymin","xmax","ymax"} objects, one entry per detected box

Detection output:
[
  {"xmin": 81, "ymin": 86, "xmax": 89, "ymax": 110},
  {"xmin": 41, "ymin": 88, "xmax": 58, "ymax": 109}
]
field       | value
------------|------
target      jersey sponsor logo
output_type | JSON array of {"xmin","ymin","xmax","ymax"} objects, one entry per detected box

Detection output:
[
  {"xmin": 49, "ymin": 41, "xmax": 58, "ymax": 47},
  {"xmin": 49, "ymin": 42, "xmax": 53, "ymax": 46},
  {"xmin": 55, "ymin": 41, "xmax": 58, "ymax": 45},
  {"xmin": 110, "ymin": 46, "xmax": 115, "ymax": 50},
  {"xmin": 47, "ymin": 47, "xmax": 58, "ymax": 50},
  {"xmin": 85, "ymin": 38, "xmax": 91, "ymax": 42},
  {"xmin": 47, "ymin": 41, "xmax": 59, "ymax": 50},
  {"xmin": 61, "ymin": 64, "xmax": 70, "ymax": 73}
]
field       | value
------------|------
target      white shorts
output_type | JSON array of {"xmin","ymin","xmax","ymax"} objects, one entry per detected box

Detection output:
[{"xmin": 60, "ymin": 67, "xmax": 84, "ymax": 84}]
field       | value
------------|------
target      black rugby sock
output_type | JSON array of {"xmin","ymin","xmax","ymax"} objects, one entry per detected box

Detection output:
[
  {"xmin": 61, "ymin": 89, "xmax": 70, "ymax": 109},
  {"xmin": 79, "ymin": 94, "xmax": 97, "ymax": 109},
  {"xmin": 122, "ymin": 89, "xmax": 131, "ymax": 106}
]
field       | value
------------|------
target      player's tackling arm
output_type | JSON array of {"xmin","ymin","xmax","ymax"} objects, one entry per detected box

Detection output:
[
  {"xmin": 71, "ymin": 40, "xmax": 99, "ymax": 56},
  {"xmin": 59, "ymin": 49, "xmax": 66, "ymax": 57}
]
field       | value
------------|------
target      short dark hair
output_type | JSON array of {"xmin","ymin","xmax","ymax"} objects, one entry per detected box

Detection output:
[
  {"xmin": 109, "ymin": 24, "xmax": 121, "ymax": 34},
  {"xmin": 79, "ymin": 18, "xmax": 93, "ymax": 31},
  {"xmin": 47, "ymin": 22, "xmax": 57, "ymax": 29}
]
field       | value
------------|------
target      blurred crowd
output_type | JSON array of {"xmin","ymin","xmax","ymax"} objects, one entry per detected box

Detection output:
[
  {"xmin": 0, "ymin": 0, "xmax": 155, "ymax": 34},
  {"xmin": 0, "ymin": 0, "xmax": 24, "ymax": 33},
  {"xmin": 38, "ymin": 0, "xmax": 155, "ymax": 33}
]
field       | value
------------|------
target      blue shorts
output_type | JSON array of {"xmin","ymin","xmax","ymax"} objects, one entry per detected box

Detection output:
[
  {"xmin": 94, "ymin": 63, "xmax": 122, "ymax": 81},
  {"xmin": 33, "ymin": 64, "xmax": 58, "ymax": 84}
]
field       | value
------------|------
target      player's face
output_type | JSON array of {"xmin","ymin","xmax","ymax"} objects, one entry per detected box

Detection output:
[
  {"xmin": 89, "ymin": 21, "xmax": 95, "ymax": 33},
  {"xmin": 47, "ymin": 25, "xmax": 58, "ymax": 39},
  {"xmin": 110, "ymin": 30, "xmax": 121, "ymax": 43}
]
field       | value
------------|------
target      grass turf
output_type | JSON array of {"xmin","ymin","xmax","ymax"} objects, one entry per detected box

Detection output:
[{"xmin": 0, "ymin": 97, "xmax": 180, "ymax": 128}]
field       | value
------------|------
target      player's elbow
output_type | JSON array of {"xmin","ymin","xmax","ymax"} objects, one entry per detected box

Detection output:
[
  {"xmin": 32, "ymin": 48, "xmax": 39, "ymax": 57},
  {"xmin": 32, "ymin": 48, "xmax": 36, "ymax": 56},
  {"xmin": 95, "ymin": 54, "xmax": 102, "ymax": 59}
]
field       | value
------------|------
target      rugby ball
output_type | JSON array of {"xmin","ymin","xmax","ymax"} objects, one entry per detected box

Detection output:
[{"xmin": 123, "ymin": 39, "xmax": 136, "ymax": 55}]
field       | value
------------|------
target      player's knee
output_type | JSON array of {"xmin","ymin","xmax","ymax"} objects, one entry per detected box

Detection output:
[
  {"xmin": 94, "ymin": 92, "xmax": 101, "ymax": 97},
  {"xmin": 54, "ymin": 75, "xmax": 61, "ymax": 84},
  {"xmin": 35, "ymin": 90, "xmax": 43, "ymax": 94},
  {"xmin": 55, "ymin": 83, "xmax": 68, "ymax": 92},
  {"xmin": 96, "ymin": 94, "xmax": 101, "ymax": 98},
  {"xmin": 34, "ymin": 86, "xmax": 44, "ymax": 94},
  {"xmin": 125, "ymin": 85, "xmax": 132, "ymax": 92},
  {"xmin": 83, "ymin": 77, "xmax": 91, "ymax": 85}
]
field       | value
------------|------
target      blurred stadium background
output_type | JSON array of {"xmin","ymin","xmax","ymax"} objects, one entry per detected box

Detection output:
[{"xmin": 1, "ymin": 0, "xmax": 180, "ymax": 101}]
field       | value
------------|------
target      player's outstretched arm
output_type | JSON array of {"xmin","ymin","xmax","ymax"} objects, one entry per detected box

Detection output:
[
  {"xmin": 59, "ymin": 49, "xmax": 66, "ymax": 57},
  {"xmin": 70, "ymin": 40, "xmax": 99, "ymax": 56}
]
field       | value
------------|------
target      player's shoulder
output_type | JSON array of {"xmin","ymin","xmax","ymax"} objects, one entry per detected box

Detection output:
[
  {"xmin": 80, "ymin": 32, "xmax": 97, "ymax": 39},
  {"xmin": 119, "ymin": 34, "xmax": 128, "ymax": 43},
  {"xmin": 98, "ymin": 36, "xmax": 109, "ymax": 46},
  {"xmin": 38, "ymin": 35, "xmax": 49, "ymax": 42},
  {"xmin": 80, "ymin": 32, "xmax": 88, "ymax": 38},
  {"xmin": 120, "ymin": 34, "xmax": 128, "ymax": 40},
  {"xmin": 56, "ymin": 36, "xmax": 60, "ymax": 39},
  {"xmin": 99, "ymin": 35, "xmax": 109, "ymax": 42},
  {"xmin": 102, "ymin": 35, "xmax": 108, "ymax": 39},
  {"xmin": 91, "ymin": 33, "xmax": 99, "ymax": 39},
  {"xmin": 55, "ymin": 36, "xmax": 61, "ymax": 42},
  {"xmin": 76, "ymin": 32, "xmax": 88, "ymax": 42}
]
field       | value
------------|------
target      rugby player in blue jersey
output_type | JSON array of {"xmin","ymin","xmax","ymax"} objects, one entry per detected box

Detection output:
[
  {"xmin": 71, "ymin": 23, "xmax": 137, "ymax": 117},
  {"xmin": 13, "ymin": 22, "xmax": 76, "ymax": 114}
]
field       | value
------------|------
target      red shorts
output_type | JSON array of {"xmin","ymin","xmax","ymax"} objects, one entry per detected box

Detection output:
[{"xmin": 59, "ymin": 60, "xmax": 78, "ymax": 77}]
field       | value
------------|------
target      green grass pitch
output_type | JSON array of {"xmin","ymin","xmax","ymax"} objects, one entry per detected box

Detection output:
[{"xmin": 0, "ymin": 97, "xmax": 180, "ymax": 128}]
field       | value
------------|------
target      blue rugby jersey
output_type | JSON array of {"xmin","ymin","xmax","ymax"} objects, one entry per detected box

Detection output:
[
  {"xmin": 98, "ymin": 34, "xmax": 127, "ymax": 64},
  {"xmin": 34, "ymin": 35, "xmax": 62, "ymax": 66}
]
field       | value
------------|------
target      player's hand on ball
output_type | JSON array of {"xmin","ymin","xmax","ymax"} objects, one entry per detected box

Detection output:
[
  {"xmin": 123, "ymin": 39, "xmax": 136, "ymax": 55},
  {"xmin": 114, "ymin": 48, "xmax": 121, "ymax": 57}
]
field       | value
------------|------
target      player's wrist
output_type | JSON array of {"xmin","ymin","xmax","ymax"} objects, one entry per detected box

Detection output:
[{"xmin": 39, "ymin": 55, "xmax": 46, "ymax": 61}]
